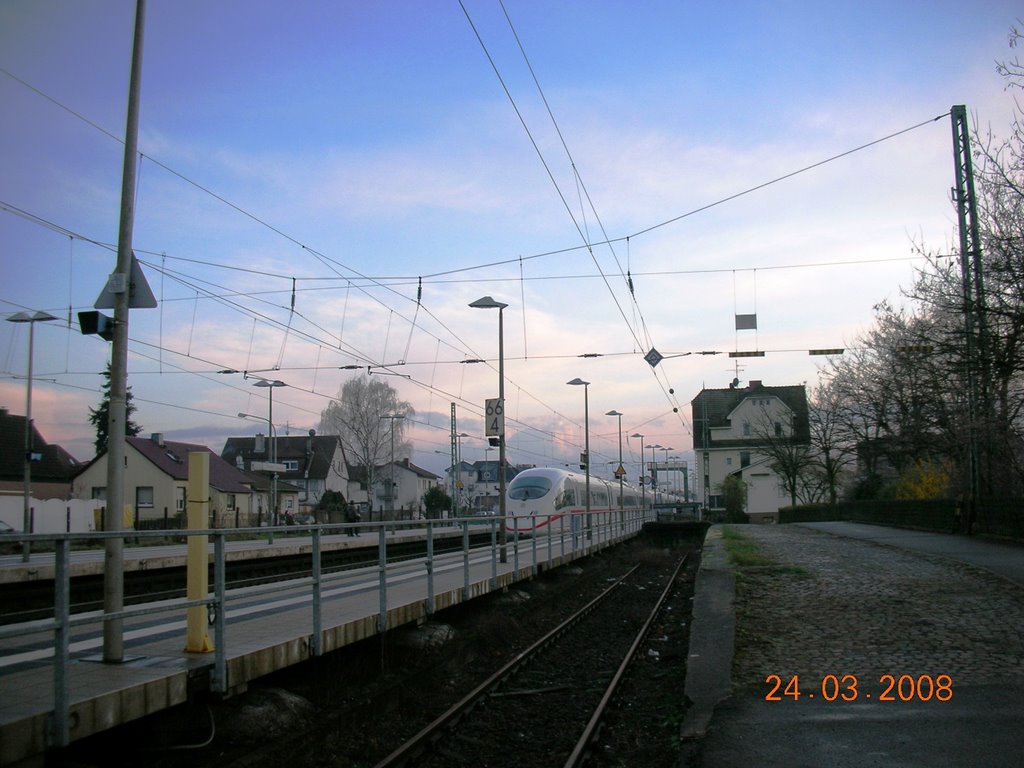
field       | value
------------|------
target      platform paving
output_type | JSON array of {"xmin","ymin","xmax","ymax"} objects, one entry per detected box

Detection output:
[{"xmin": 684, "ymin": 522, "xmax": 1024, "ymax": 767}]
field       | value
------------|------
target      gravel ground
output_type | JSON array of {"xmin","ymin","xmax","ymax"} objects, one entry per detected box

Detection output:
[{"xmin": 53, "ymin": 534, "xmax": 701, "ymax": 768}]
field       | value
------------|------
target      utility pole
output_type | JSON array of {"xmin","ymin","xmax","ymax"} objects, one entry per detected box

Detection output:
[
  {"xmin": 103, "ymin": 0, "xmax": 146, "ymax": 663},
  {"xmin": 951, "ymin": 104, "xmax": 988, "ymax": 528}
]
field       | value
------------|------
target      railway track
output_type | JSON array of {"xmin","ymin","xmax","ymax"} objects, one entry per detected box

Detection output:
[{"xmin": 373, "ymin": 552, "xmax": 691, "ymax": 768}]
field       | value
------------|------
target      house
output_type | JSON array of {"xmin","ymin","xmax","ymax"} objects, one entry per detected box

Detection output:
[
  {"xmin": 71, "ymin": 434, "xmax": 260, "ymax": 528},
  {"xmin": 239, "ymin": 469, "xmax": 303, "ymax": 526},
  {"xmin": 349, "ymin": 458, "xmax": 441, "ymax": 519},
  {"xmin": 691, "ymin": 380, "xmax": 810, "ymax": 522},
  {"xmin": 221, "ymin": 431, "xmax": 348, "ymax": 515},
  {"xmin": 441, "ymin": 459, "xmax": 524, "ymax": 514},
  {"xmin": 0, "ymin": 407, "xmax": 80, "ymax": 500}
]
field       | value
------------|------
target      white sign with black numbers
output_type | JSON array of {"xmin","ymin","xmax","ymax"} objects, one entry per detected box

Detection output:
[{"xmin": 485, "ymin": 398, "xmax": 504, "ymax": 436}]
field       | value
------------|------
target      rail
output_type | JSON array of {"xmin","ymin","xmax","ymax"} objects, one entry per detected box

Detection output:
[
  {"xmin": 0, "ymin": 506, "xmax": 655, "ymax": 752},
  {"xmin": 371, "ymin": 549, "xmax": 690, "ymax": 767}
]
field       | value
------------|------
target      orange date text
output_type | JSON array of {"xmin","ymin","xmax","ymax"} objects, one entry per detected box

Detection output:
[{"xmin": 764, "ymin": 674, "xmax": 953, "ymax": 703}]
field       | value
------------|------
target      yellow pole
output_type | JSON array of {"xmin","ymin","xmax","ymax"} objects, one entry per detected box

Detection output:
[{"xmin": 185, "ymin": 451, "xmax": 213, "ymax": 652}]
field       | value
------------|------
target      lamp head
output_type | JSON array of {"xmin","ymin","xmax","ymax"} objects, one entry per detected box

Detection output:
[{"xmin": 469, "ymin": 296, "xmax": 508, "ymax": 310}]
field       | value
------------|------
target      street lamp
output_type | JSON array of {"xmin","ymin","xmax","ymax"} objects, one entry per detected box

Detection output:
[
  {"xmin": 661, "ymin": 446, "xmax": 675, "ymax": 503},
  {"xmin": 567, "ymin": 378, "xmax": 591, "ymax": 540},
  {"xmin": 455, "ymin": 432, "xmax": 469, "ymax": 517},
  {"xmin": 238, "ymin": 412, "xmax": 276, "ymax": 526},
  {"xmin": 630, "ymin": 432, "xmax": 646, "ymax": 509},
  {"xmin": 6, "ymin": 310, "xmax": 58, "ymax": 561},
  {"xmin": 469, "ymin": 296, "xmax": 508, "ymax": 563},
  {"xmin": 380, "ymin": 415, "xmax": 404, "ymax": 519},
  {"xmin": 606, "ymin": 410, "xmax": 624, "ymax": 514},
  {"xmin": 253, "ymin": 379, "xmax": 287, "ymax": 535},
  {"xmin": 647, "ymin": 444, "xmax": 661, "ymax": 502}
]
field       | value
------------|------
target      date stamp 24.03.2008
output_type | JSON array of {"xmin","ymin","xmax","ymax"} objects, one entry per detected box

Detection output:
[{"xmin": 764, "ymin": 674, "xmax": 953, "ymax": 703}]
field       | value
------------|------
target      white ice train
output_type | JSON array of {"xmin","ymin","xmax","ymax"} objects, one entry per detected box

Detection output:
[{"xmin": 504, "ymin": 466, "xmax": 649, "ymax": 537}]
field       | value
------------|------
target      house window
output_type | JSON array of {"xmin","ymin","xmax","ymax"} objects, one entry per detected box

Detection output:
[
  {"xmin": 775, "ymin": 422, "xmax": 783, "ymax": 437},
  {"xmin": 743, "ymin": 422, "xmax": 751, "ymax": 436},
  {"xmin": 176, "ymin": 487, "xmax": 186, "ymax": 512},
  {"xmin": 136, "ymin": 487, "xmax": 154, "ymax": 509},
  {"xmin": 284, "ymin": 460, "xmax": 299, "ymax": 471},
  {"xmin": 740, "ymin": 451, "xmax": 751, "ymax": 468},
  {"xmin": 225, "ymin": 494, "xmax": 236, "ymax": 511},
  {"xmin": 726, "ymin": 457, "xmax": 732, "ymax": 466},
  {"xmin": 91, "ymin": 487, "xmax": 106, "ymax": 501}
]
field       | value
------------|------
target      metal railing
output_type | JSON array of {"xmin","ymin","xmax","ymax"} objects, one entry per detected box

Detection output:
[{"xmin": 0, "ymin": 507, "xmax": 654, "ymax": 751}]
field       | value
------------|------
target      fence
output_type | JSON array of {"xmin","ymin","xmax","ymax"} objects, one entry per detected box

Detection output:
[
  {"xmin": 0, "ymin": 507, "xmax": 655, "ymax": 754},
  {"xmin": 0, "ymin": 497, "xmax": 100, "ymax": 534},
  {"xmin": 778, "ymin": 498, "xmax": 1024, "ymax": 541}
]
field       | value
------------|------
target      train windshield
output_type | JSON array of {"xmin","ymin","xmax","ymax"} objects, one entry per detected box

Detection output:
[{"xmin": 508, "ymin": 475, "xmax": 552, "ymax": 500}]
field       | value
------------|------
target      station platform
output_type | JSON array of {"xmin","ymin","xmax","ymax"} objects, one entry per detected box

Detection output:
[
  {"xmin": 0, "ymin": 524, "xmax": 622, "ymax": 766},
  {"xmin": 0, "ymin": 523, "xmax": 470, "ymax": 583},
  {"xmin": 683, "ymin": 521, "xmax": 1024, "ymax": 767}
]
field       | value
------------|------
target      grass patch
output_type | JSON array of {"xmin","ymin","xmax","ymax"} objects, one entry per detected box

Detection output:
[
  {"xmin": 721, "ymin": 526, "xmax": 776, "ymax": 568},
  {"xmin": 720, "ymin": 526, "xmax": 810, "ymax": 576}
]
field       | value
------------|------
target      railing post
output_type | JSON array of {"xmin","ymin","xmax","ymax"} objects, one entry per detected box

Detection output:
[
  {"xmin": 212, "ymin": 533, "xmax": 227, "ymax": 693},
  {"xmin": 530, "ymin": 513, "xmax": 538, "ymax": 576},
  {"xmin": 462, "ymin": 520, "xmax": 470, "ymax": 601},
  {"xmin": 52, "ymin": 537, "xmax": 70, "ymax": 747},
  {"xmin": 426, "ymin": 521, "xmax": 435, "ymax": 615},
  {"xmin": 490, "ymin": 517, "xmax": 498, "ymax": 590},
  {"xmin": 547, "ymin": 513, "xmax": 553, "ymax": 567},
  {"xmin": 378, "ymin": 526, "xmax": 387, "ymax": 633},
  {"xmin": 311, "ymin": 527, "xmax": 322, "ymax": 656},
  {"xmin": 513, "ymin": 526, "xmax": 520, "ymax": 575}
]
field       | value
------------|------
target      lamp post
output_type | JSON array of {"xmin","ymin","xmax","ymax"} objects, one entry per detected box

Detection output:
[
  {"xmin": 238, "ymin": 412, "xmax": 277, "ymax": 526},
  {"xmin": 606, "ymin": 410, "xmax": 624, "ymax": 513},
  {"xmin": 469, "ymin": 296, "xmax": 508, "ymax": 562},
  {"xmin": 253, "ymin": 379, "xmax": 287, "ymax": 538},
  {"xmin": 660, "ymin": 446, "xmax": 675, "ymax": 503},
  {"xmin": 380, "ymin": 415, "xmax": 404, "ymax": 519},
  {"xmin": 456, "ymin": 432, "xmax": 469, "ymax": 517},
  {"xmin": 567, "ymin": 378, "xmax": 591, "ymax": 540},
  {"xmin": 630, "ymin": 432, "xmax": 646, "ymax": 509},
  {"xmin": 6, "ymin": 310, "xmax": 58, "ymax": 562},
  {"xmin": 647, "ymin": 444, "xmax": 661, "ymax": 502}
]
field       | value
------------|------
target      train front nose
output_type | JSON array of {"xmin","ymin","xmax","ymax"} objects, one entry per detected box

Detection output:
[{"xmin": 507, "ymin": 499, "xmax": 539, "ymax": 532}]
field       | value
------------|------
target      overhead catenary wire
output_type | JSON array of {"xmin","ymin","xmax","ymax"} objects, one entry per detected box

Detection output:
[{"xmin": 2, "ymin": 61, "xmax": 952, "ymax": 465}]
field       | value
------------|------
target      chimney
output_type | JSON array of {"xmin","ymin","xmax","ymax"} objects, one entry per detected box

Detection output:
[
  {"xmin": 151, "ymin": 433, "xmax": 164, "ymax": 446},
  {"xmin": 748, "ymin": 380, "xmax": 762, "ymax": 390}
]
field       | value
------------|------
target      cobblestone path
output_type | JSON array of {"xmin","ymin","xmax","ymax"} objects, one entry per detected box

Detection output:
[{"xmin": 728, "ymin": 524, "xmax": 1024, "ymax": 688}]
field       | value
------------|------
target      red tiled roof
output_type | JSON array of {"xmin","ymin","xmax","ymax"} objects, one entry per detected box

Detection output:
[{"xmin": 127, "ymin": 437, "xmax": 250, "ymax": 493}]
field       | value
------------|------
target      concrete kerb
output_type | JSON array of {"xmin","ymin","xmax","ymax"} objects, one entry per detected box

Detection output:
[{"xmin": 680, "ymin": 525, "xmax": 735, "ymax": 742}]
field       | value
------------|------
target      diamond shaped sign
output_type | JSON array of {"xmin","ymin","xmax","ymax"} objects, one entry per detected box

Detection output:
[{"xmin": 644, "ymin": 347, "xmax": 664, "ymax": 368}]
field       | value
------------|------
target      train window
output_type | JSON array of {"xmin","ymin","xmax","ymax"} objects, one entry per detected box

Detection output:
[
  {"xmin": 508, "ymin": 476, "xmax": 552, "ymax": 500},
  {"xmin": 555, "ymin": 488, "xmax": 576, "ymax": 509}
]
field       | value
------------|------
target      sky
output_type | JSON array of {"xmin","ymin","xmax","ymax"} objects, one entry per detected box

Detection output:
[{"xmin": 1, "ymin": 0, "xmax": 1021, "ymax": 485}]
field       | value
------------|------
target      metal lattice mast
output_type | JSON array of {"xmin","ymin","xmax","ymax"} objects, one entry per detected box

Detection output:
[{"xmin": 951, "ymin": 105, "xmax": 988, "ymax": 516}]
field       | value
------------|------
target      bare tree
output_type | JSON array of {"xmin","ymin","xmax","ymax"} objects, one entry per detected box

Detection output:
[
  {"xmin": 750, "ymin": 405, "xmax": 814, "ymax": 508},
  {"xmin": 807, "ymin": 379, "xmax": 856, "ymax": 505},
  {"xmin": 319, "ymin": 375, "xmax": 415, "ymax": 515}
]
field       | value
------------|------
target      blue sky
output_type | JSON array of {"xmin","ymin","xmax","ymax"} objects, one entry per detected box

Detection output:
[{"xmin": 1, "ymin": 0, "xmax": 1020, "ymax": 482}]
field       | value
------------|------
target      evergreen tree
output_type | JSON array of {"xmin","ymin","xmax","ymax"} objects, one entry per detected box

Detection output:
[{"xmin": 88, "ymin": 363, "xmax": 142, "ymax": 455}]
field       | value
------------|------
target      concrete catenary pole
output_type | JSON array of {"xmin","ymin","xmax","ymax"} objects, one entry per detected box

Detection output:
[{"xmin": 103, "ymin": 0, "xmax": 146, "ymax": 663}]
